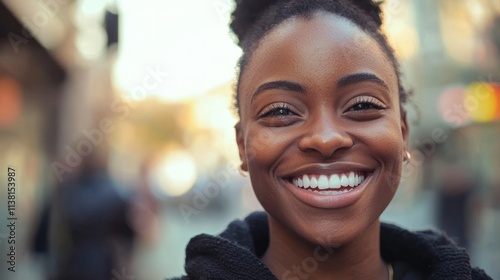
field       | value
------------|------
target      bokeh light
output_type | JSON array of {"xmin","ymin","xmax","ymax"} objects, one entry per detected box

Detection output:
[
  {"xmin": 438, "ymin": 83, "xmax": 500, "ymax": 125},
  {"xmin": 465, "ymin": 83, "xmax": 498, "ymax": 122},
  {"xmin": 438, "ymin": 86, "xmax": 470, "ymax": 126},
  {"xmin": 0, "ymin": 77, "xmax": 22, "ymax": 127},
  {"xmin": 150, "ymin": 149, "xmax": 198, "ymax": 197}
]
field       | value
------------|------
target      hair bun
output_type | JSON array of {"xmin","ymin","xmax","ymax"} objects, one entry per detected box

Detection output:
[
  {"xmin": 230, "ymin": 0, "xmax": 280, "ymax": 44},
  {"xmin": 230, "ymin": 0, "xmax": 384, "ymax": 44},
  {"xmin": 352, "ymin": 0, "xmax": 383, "ymax": 27}
]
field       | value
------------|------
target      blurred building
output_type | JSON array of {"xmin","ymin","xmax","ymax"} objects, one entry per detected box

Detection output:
[{"xmin": 0, "ymin": 1, "xmax": 66, "ymax": 279}]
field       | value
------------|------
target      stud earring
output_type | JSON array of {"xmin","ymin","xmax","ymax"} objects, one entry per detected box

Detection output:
[{"xmin": 404, "ymin": 151, "xmax": 412, "ymax": 163}]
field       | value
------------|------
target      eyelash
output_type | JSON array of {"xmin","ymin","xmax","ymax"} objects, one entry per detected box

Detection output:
[
  {"xmin": 257, "ymin": 96, "xmax": 384, "ymax": 119},
  {"xmin": 347, "ymin": 96, "xmax": 386, "ymax": 111},
  {"xmin": 258, "ymin": 102, "xmax": 296, "ymax": 118}
]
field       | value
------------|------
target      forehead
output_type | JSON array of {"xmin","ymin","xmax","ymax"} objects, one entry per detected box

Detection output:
[{"xmin": 240, "ymin": 12, "xmax": 397, "ymax": 98}]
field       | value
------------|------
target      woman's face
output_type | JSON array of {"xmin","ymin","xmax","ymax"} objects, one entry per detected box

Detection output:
[{"xmin": 236, "ymin": 12, "xmax": 408, "ymax": 246}]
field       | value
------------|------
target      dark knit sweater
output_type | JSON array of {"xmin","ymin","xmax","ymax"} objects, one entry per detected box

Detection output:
[{"xmin": 171, "ymin": 212, "xmax": 491, "ymax": 280}]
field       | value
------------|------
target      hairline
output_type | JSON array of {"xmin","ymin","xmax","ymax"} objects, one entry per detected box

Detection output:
[{"xmin": 235, "ymin": 10, "xmax": 402, "ymax": 115}]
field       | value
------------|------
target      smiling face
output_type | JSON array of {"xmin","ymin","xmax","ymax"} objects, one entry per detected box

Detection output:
[{"xmin": 236, "ymin": 12, "xmax": 408, "ymax": 247}]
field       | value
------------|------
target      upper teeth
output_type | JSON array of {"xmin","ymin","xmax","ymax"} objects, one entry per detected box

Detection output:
[{"xmin": 292, "ymin": 172, "xmax": 365, "ymax": 189}]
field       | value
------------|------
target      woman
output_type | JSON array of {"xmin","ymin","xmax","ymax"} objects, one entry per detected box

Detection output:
[{"xmin": 172, "ymin": 0, "xmax": 492, "ymax": 279}]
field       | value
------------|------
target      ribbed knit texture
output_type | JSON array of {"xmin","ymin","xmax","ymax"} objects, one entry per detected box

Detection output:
[
  {"xmin": 170, "ymin": 211, "xmax": 492, "ymax": 280},
  {"xmin": 182, "ymin": 212, "xmax": 275, "ymax": 280},
  {"xmin": 380, "ymin": 223, "xmax": 491, "ymax": 280}
]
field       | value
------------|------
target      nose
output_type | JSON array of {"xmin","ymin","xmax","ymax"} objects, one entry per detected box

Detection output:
[{"xmin": 298, "ymin": 114, "xmax": 353, "ymax": 158}]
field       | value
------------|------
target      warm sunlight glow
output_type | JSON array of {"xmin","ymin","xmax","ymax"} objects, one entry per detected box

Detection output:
[
  {"xmin": 151, "ymin": 149, "xmax": 198, "ymax": 197},
  {"xmin": 439, "ymin": 6, "xmax": 475, "ymax": 65},
  {"xmin": 113, "ymin": 0, "xmax": 241, "ymax": 103}
]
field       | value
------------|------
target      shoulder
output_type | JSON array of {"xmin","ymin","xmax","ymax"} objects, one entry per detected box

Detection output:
[
  {"xmin": 471, "ymin": 267, "xmax": 494, "ymax": 280},
  {"xmin": 381, "ymin": 222, "xmax": 492, "ymax": 279},
  {"xmin": 169, "ymin": 212, "xmax": 275, "ymax": 280}
]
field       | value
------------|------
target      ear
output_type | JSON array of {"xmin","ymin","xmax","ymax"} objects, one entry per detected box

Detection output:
[
  {"xmin": 235, "ymin": 122, "xmax": 248, "ymax": 171},
  {"xmin": 401, "ymin": 109, "xmax": 409, "ymax": 152}
]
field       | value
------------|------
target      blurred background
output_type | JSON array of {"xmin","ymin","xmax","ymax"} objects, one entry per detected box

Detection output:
[{"xmin": 0, "ymin": 0, "xmax": 499, "ymax": 279}]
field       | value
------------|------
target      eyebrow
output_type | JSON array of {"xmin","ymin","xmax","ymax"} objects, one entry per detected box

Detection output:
[
  {"xmin": 337, "ymin": 72, "xmax": 389, "ymax": 90},
  {"xmin": 251, "ymin": 80, "xmax": 306, "ymax": 103},
  {"xmin": 250, "ymin": 73, "xmax": 388, "ymax": 103}
]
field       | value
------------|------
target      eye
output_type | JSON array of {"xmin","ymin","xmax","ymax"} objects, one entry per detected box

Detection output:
[
  {"xmin": 349, "ymin": 102, "xmax": 383, "ymax": 111},
  {"xmin": 256, "ymin": 102, "xmax": 301, "ymax": 127},
  {"xmin": 258, "ymin": 103, "xmax": 297, "ymax": 118},
  {"xmin": 263, "ymin": 107, "xmax": 294, "ymax": 116},
  {"xmin": 347, "ymin": 96, "xmax": 386, "ymax": 112}
]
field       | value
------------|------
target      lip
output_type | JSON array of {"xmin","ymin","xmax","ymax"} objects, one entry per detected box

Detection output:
[{"xmin": 280, "ymin": 162, "xmax": 375, "ymax": 209}]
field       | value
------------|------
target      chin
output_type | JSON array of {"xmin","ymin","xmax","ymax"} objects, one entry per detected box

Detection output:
[
  {"xmin": 265, "ymin": 202, "xmax": 380, "ymax": 249},
  {"xmin": 306, "ymin": 217, "xmax": 376, "ymax": 248}
]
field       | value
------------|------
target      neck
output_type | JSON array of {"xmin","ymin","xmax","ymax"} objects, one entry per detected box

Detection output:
[{"xmin": 262, "ymin": 217, "xmax": 388, "ymax": 280}]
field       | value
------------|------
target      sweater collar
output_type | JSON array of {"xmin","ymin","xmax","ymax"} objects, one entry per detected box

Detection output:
[{"xmin": 183, "ymin": 211, "xmax": 480, "ymax": 280}]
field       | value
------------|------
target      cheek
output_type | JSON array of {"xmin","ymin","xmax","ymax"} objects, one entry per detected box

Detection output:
[
  {"xmin": 356, "ymin": 117, "xmax": 404, "ymax": 155},
  {"xmin": 354, "ymin": 118, "xmax": 404, "ymax": 175},
  {"xmin": 244, "ymin": 127, "xmax": 292, "ymax": 170},
  {"xmin": 244, "ymin": 127, "xmax": 295, "ymax": 209}
]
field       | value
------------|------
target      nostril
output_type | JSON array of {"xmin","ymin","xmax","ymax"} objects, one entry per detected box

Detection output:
[{"xmin": 298, "ymin": 132, "xmax": 353, "ymax": 158}]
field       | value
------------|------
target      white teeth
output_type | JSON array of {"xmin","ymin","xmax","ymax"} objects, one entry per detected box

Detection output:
[
  {"xmin": 292, "ymin": 173, "xmax": 366, "ymax": 191},
  {"xmin": 303, "ymin": 175, "xmax": 310, "ymax": 188},
  {"xmin": 329, "ymin": 174, "xmax": 341, "ymax": 189},
  {"xmin": 348, "ymin": 172, "xmax": 355, "ymax": 187},
  {"xmin": 318, "ymin": 175, "xmax": 329, "ymax": 189},
  {"xmin": 340, "ymin": 174, "xmax": 349, "ymax": 187},
  {"xmin": 310, "ymin": 177, "xmax": 318, "ymax": 188},
  {"xmin": 358, "ymin": 175, "xmax": 364, "ymax": 185},
  {"xmin": 317, "ymin": 188, "xmax": 355, "ymax": 195}
]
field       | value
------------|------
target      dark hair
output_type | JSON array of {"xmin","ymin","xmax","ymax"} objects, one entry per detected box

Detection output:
[{"xmin": 230, "ymin": 0, "xmax": 409, "ymax": 114}]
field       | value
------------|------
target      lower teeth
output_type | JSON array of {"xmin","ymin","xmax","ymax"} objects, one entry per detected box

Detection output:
[{"xmin": 310, "ymin": 188, "xmax": 354, "ymax": 195}]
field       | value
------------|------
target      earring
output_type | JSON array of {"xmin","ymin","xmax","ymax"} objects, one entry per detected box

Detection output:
[
  {"xmin": 404, "ymin": 151, "xmax": 412, "ymax": 163},
  {"xmin": 238, "ymin": 164, "xmax": 248, "ymax": 177}
]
